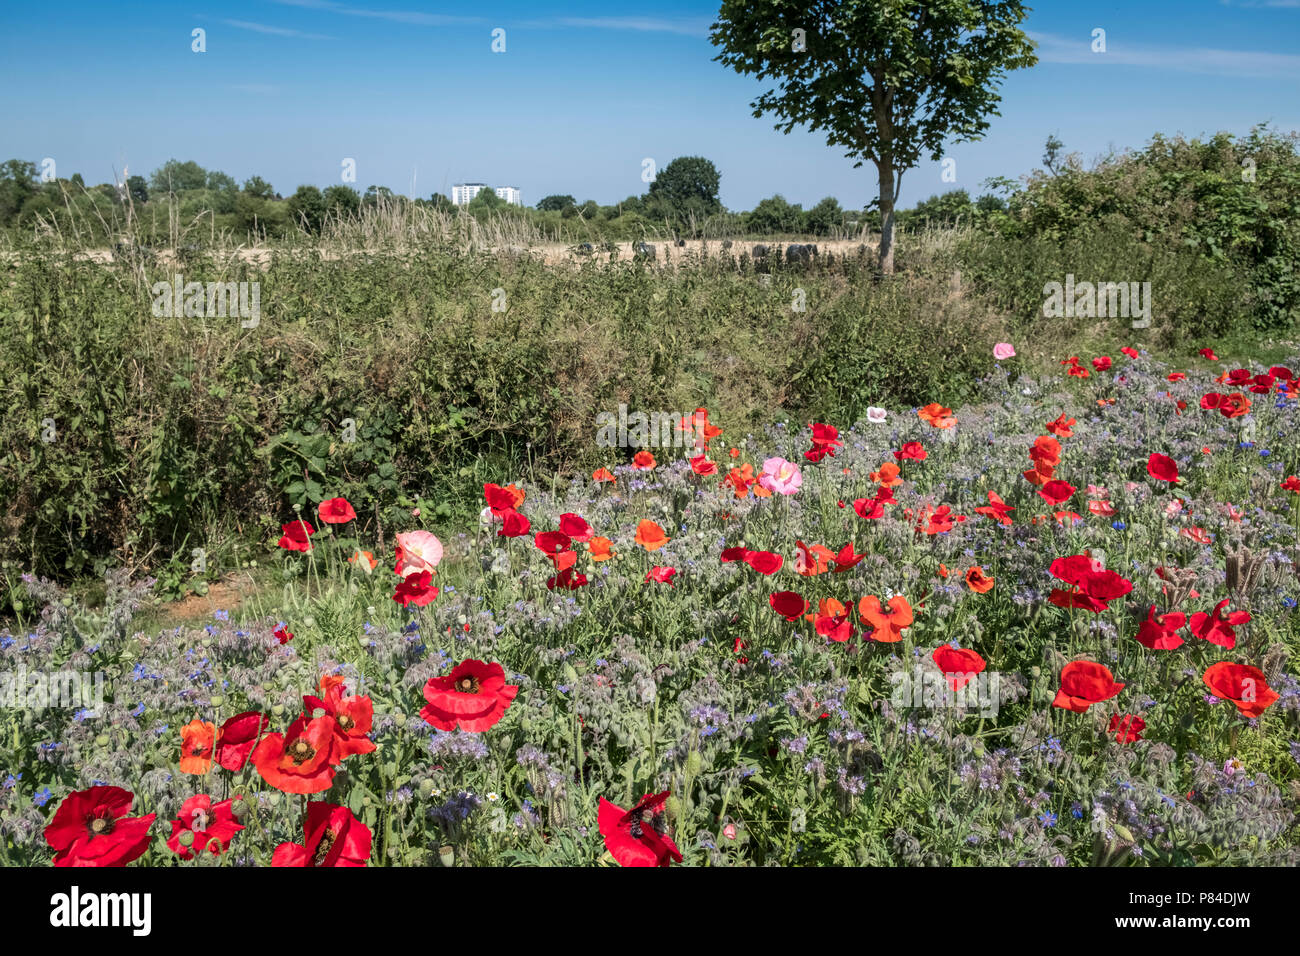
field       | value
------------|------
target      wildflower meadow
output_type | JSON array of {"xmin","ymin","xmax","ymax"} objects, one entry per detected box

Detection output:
[{"xmin": 3, "ymin": 347, "xmax": 1299, "ymax": 872}]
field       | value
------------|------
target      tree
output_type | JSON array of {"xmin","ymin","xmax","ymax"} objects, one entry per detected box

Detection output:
[
  {"xmin": 745, "ymin": 194, "xmax": 802, "ymax": 234},
  {"xmin": 0, "ymin": 160, "xmax": 38, "ymax": 226},
  {"xmin": 243, "ymin": 175, "xmax": 275, "ymax": 199},
  {"xmin": 803, "ymin": 196, "xmax": 844, "ymax": 235},
  {"xmin": 150, "ymin": 159, "xmax": 208, "ymax": 194},
  {"xmin": 904, "ymin": 189, "xmax": 974, "ymax": 227},
  {"xmin": 286, "ymin": 185, "xmax": 326, "ymax": 232},
  {"xmin": 363, "ymin": 185, "xmax": 395, "ymax": 207},
  {"xmin": 323, "ymin": 184, "xmax": 361, "ymax": 219},
  {"xmin": 644, "ymin": 156, "xmax": 722, "ymax": 231},
  {"xmin": 466, "ymin": 188, "xmax": 507, "ymax": 215},
  {"xmin": 712, "ymin": 1, "xmax": 1037, "ymax": 274},
  {"xmin": 126, "ymin": 175, "xmax": 149, "ymax": 204},
  {"xmin": 426, "ymin": 193, "xmax": 455, "ymax": 213},
  {"xmin": 536, "ymin": 194, "xmax": 576, "ymax": 212}
]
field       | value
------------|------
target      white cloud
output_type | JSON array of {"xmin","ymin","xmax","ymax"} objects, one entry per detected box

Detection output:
[{"xmin": 1029, "ymin": 31, "xmax": 1300, "ymax": 78}]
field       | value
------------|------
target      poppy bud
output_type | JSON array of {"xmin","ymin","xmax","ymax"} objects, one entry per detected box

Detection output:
[
  {"xmin": 686, "ymin": 751, "xmax": 702, "ymax": 777},
  {"xmin": 94, "ymin": 734, "xmax": 110, "ymax": 747},
  {"xmin": 303, "ymin": 615, "xmax": 316, "ymax": 627},
  {"xmin": 1113, "ymin": 824, "xmax": 1135, "ymax": 843},
  {"xmin": 178, "ymin": 830, "xmax": 195, "ymax": 847},
  {"xmin": 201, "ymin": 637, "xmax": 213, "ymax": 648},
  {"xmin": 209, "ymin": 695, "xmax": 223, "ymax": 707},
  {"xmin": 230, "ymin": 798, "xmax": 247, "ymax": 820},
  {"xmin": 311, "ymin": 708, "xmax": 326, "ymax": 719},
  {"xmin": 665, "ymin": 795, "xmax": 682, "ymax": 820},
  {"xmin": 271, "ymin": 704, "xmax": 285, "ymax": 717},
  {"xmin": 563, "ymin": 663, "xmax": 579, "ymax": 686},
  {"xmin": 393, "ymin": 711, "xmax": 405, "ymax": 724},
  {"xmin": 419, "ymin": 779, "xmax": 436, "ymax": 798}
]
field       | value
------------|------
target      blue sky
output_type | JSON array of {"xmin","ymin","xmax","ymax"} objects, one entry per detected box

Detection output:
[{"xmin": 1, "ymin": 0, "xmax": 1297, "ymax": 210}]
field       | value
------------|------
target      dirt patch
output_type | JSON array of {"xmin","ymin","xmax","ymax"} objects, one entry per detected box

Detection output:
[{"xmin": 146, "ymin": 573, "xmax": 260, "ymax": 627}]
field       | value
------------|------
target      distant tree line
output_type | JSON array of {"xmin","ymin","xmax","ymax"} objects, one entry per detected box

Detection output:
[{"xmin": 0, "ymin": 152, "xmax": 1009, "ymax": 242}]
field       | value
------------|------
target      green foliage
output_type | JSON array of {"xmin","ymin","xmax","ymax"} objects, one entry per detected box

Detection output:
[{"xmin": 644, "ymin": 156, "xmax": 723, "ymax": 233}]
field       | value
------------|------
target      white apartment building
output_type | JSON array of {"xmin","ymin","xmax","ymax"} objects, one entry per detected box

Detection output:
[
  {"xmin": 451, "ymin": 183, "xmax": 523, "ymax": 206},
  {"xmin": 451, "ymin": 183, "xmax": 489, "ymax": 206},
  {"xmin": 494, "ymin": 186, "xmax": 522, "ymax": 206}
]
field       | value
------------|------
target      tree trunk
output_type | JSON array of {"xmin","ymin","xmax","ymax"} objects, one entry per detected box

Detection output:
[{"xmin": 876, "ymin": 159, "xmax": 896, "ymax": 275}]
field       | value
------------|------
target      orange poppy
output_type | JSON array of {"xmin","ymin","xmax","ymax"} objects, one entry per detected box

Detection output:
[
  {"xmin": 1220, "ymin": 392, "xmax": 1251, "ymax": 418},
  {"xmin": 633, "ymin": 450, "xmax": 656, "ymax": 469},
  {"xmin": 805, "ymin": 598, "xmax": 854, "ymax": 642},
  {"xmin": 588, "ymin": 536, "xmax": 615, "ymax": 561},
  {"xmin": 793, "ymin": 540, "xmax": 835, "ymax": 576},
  {"xmin": 964, "ymin": 567, "xmax": 994, "ymax": 594},
  {"xmin": 869, "ymin": 462, "xmax": 902, "ymax": 487},
  {"xmin": 180, "ymin": 719, "xmax": 217, "ymax": 775},
  {"xmin": 349, "ymin": 549, "xmax": 377, "ymax": 572},
  {"xmin": 635, "ymin": 520, "xmax": 669, "ymax": 551},
  {"xmin": 917, "ymin": 403, "xmax": 957, "ymax": 429},
  {"xmin": 858, "ymin": 595, "xmax": 913, "ymax": 643},
  {"xmin": 592, "ymin": 467, "xmax": 616, "ymax": 483}
]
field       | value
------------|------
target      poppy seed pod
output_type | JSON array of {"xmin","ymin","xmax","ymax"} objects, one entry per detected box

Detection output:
[{"xmin": 439, "ymin": 845, "xmax": 456, "ymax": 867}]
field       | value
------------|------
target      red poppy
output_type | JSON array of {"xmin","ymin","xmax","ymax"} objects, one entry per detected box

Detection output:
[
  {"xmin": 1199, "ymin": 348, "xmax": 1219, "ymax": 361},
  {"xmin": 1120, "ymin": 347, "xmax": 1139, "ymax": 359},
  {"xmin": 853, "ymin": 497, "xmax": 887, "ymax": 520},
  {"xmin": 633, "ymin": 450, "xmax": 657, "ymax": 469},
  {"xmin": 277, "ymin": 520, "xmax": 315, "ymax": 553},
  {"xmin": 809, "ymin": 423, "xmax": 843, "ymax": 452},
  {"xmin": 831, "ymin": 542, "xmax": 866, "ymax": 572},
  {"xmin": 393, "ymin": 570, "xmax": 439, "ymax": 607},
  {"xmin": 44, "ymin": 786, "xmax": 156, "ymax": 867},
  {"xmin": 167, "ymin": 794, "xmax": 244, "ymax": 859},
  {"xmin": 646, "ymin": 566, "xmax": 677, "ymax": 586},
  {"xmin": 1226, "ymin": 368, "xmax": 1253, "ymax": 387},
  {"xmin": 770, "ymin": 590, "xmax": 809, "ymax": 621},
  {"xmin": 305, "ymin": 675, "xmax": 376, "ymax": 760},
  {"xmin": 1048, "ymin": 555, "xmax": 1133, "ymax": 613},
  {"xmin": 1167, "ymin": 372, "xmax": 1187, "ymax": 382},
  {"xmin": 317, "ymin": 496, "xmax": 356, "ymax": 524},
  {"xmin": 858, "ymin": 595, "xmax": 913, "ymax": 643},
  {"xmin": 273, "ymin": 802, "xmax": 372, "ymax": 867},
  {"xmin": 483, "ymin": 482, "xmax": 526, "ymax": 514},
  {"xmin": 742, "ymin": 550, "xmax": 784, "ymax": 575},
  {"xmin": 215, "ymin": 711, "xmax": 271, "ymax": 771},
  {"xmin": 1202, "ymin": 661, "xmax": 1279, "ymax": 719},
  {"xmin": 273, "ymin": 624, "xmax": 294, "ymax": 644},
  {"xmin": 1046, "ymin": 415, "xmax": 1075, "ymax": 438},
  {"xmin": 1220, "ymin": 392, "xmax": 1251, "ymax": 418},
  {"xmin": 1053, "ymin": 661, "xmax": 1124, "ymax": 713},
  {"xmin": 420, "ymin": 660, "xmax": 518, "ymax": 732},
  {"xmin": 1188, "ymin": 599, "xmax": 1250, "ymax": 649},
  {"xmin": 252, "ymin": 714, "xmax": 340, "ymax": 794},
  {"xmin": 974, "ymin": 490, "xmax": 1015, "ymax": 526},
  {"xmin": 534, "ymin": 530, "xmax": 573, "ymax": 556},
  {"xmin": 1091, "ymin": 356, "xmax": 1112, "ymax": 372},
  {"xmin": 598, "ymin": 791, "xmax": 682, "ymax": 867},
  {"xmin": 894, "ymin": 441, "xmax": 927, "ymax": 461},
  {"xmin": 547, "ymin": 567, "xmax": 589, "ymax": 590},
  {"xmin": 1281, "ymin": 475, "xmax": 1300, "ymax": 494},
  {"xmin": 1134, "ymin": 606, "xmax": 1186, "ymax": 650},
  {"xmin": 558, "ymin": 513, "xmax": 592, "ymax": 542},
  {"xmin": 689, "ymin": 454, "xmax": 718, "ymax": 477},
  {"xmin": 1109, "ymin": 714, "xmax": 1145, "ymax": 744},
  {"xmin": 1146, "ymin": 453, "xmax": 1179, "ymax": 483},
  {"xmin": 1068, "ymin": 364, "xmax": 1090, "ymax": 378},
  {"xmin": 498, "ymin": 509, "xmax": 531, "ymax": 537},
  {"xmin": 1180, "ymin": 526, "xmax": 1213, "ymax": 544},
  {"xmin": 931, "ymin": 645, "xmax": 986, "ymax": 690},
  {"xmin": 1037, "ymin": 479, "xmax": 1076, "ymax": 506},
  {"xmin": 806, "ymin": 598, "xmax": 855, "ymax": 642},
  {"xmin": 965, "ymin": 566, "xmax": 994, "ymax": 593},
  {"xmin": 1268, "ymin": 365, "xmax": 1293, "ymax": 380}
]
